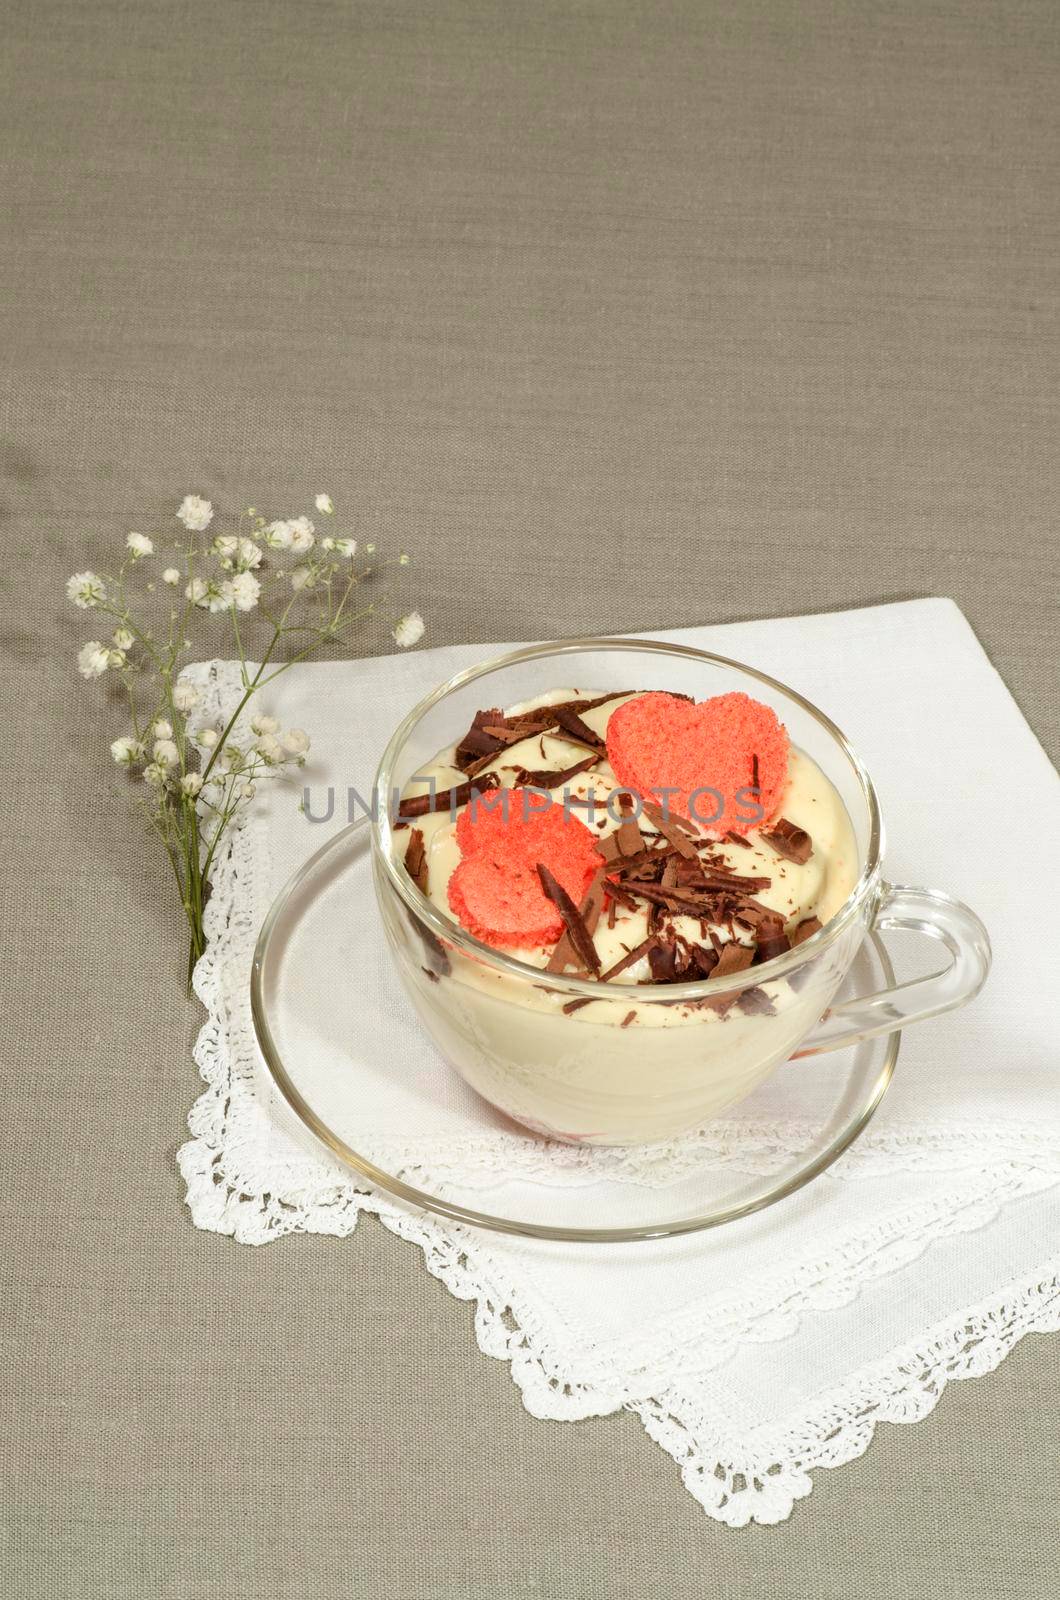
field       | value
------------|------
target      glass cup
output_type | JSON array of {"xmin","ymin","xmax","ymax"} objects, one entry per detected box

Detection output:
[{"xmin": 371, "ymin": 640, "xmax": 991, "ymax": 1147}]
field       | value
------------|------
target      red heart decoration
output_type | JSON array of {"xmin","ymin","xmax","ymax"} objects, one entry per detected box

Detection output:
[
  {"xmin": 448, "ymin": 791, "xmax": 602, "ymax": 949},
  {"xmin": 605, "ymin": 691, "xmax": 789, "ymax": 833}
]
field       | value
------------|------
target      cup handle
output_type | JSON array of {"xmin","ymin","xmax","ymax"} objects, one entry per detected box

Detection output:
[{"xmin": 792, "ymin": 883, "xmax": 992, "ymax": 1058}]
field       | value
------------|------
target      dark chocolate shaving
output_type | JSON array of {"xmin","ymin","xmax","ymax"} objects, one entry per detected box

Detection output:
[
  {"xmin": 647, "ymin": 941, "xmax": 684, "ymax": 983},
  {"xmin": 725, "ymin": 830, "xmax": 752, "ymax": 849},
  {"xmin": 620, "ymin": 1010, "xmax": 637, "ymax": 1028},
  {"xmin": 403, "ymin": 905, "xmax": 450, "ymax": 977},
  {"xmin": 754, "ymin": 928, "xmax": 791, "ymax": 964},
  {"xmin": 536, "ymin": 863, "xmax": 601, "ymax": 976},
  {"xmin": 712, "ymin": 941, "xmax": 756, "ymax": 978},
  {"xmin": 598, "ymin": 935, "xmax": 659, "ymax": 982},
  {"xmin": 463, "ymin": 748, "xmax": 503, "ymax": 778},
  {"xmin": 547, "ymin": 870, "xmax": 607, "ymax": 974},
  {"xmin": 791, "ymin": 914, "xmax": 823, "ymax": 946},
  {"xmin": 602, "ymin": 880, "xmax": 638, "ymax": 911},
  {"xmin": 737, "ymin": 985, "xmax": 776, "ymax": 1016},
  {"xmin": 538, "ymin": 691, "xmax": 630, "ymax": 722},
  {"xmin": 511, "ymin": 756, "xmax": 599, "ymax": 790},
  {"xmin": 692, "ymin": 867, "xmax": 773, "ymax": 893},
  {"xmin": 690, "ymin": 943, "xmax": 720, "ymax": 977},
  {"xmin": 596, "ymin": 822, "xmax": 640, "ymax": 865},
  {"xmin": 403, "ymin": 827, "xmax": 429, "ymax": 896},
  {"xmin": 641, "ymin": 801, "xmax": 699, "ymax": 859},
  {"xmin": 455, "ymin": 692, "xmax": 630, "ymax": 775},
  {"xmin": 397, "ymin": 771, "xmax": 500, "ymax": 820},
  {"xmin": 454, "ymin": 708, "xmax": 507, "ymax": 771},
  {"xmin": 761, "ymin": 818, "xmax": 813, "ymax": 865},
  {"xmin": 691, "ymin": 939, "xmax": 755, "ymax": 1014},
  {"xmin": 480, "ymin": 721, "xmax": 549, "ymax": 743},
  {"xmin": 620, "ymin": 882, "xmax": 719, "ymax": 919},
  {"xmin": 552, "ymin": 706, "xmax": 606, "ymax": 751},
  {"xmin": 562, "ymin": 998, "xmax": 592, "ymax": 1015},
  {"xmin": 610, "ymin": 793, "xmax": 644, "ymax": 858}
]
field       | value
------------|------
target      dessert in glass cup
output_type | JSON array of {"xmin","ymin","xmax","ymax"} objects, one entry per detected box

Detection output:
[{"xmin": 372, "ymin": 641, "xmax": 990, "ymax": 1146}]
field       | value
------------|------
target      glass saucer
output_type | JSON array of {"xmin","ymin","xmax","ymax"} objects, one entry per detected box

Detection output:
[{"xmin": 251, "ymin": 819, "xmax": 901, "ymax": 1243}]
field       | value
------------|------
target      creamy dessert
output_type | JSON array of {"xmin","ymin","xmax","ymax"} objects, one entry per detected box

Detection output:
[{"xmin": 386, "ymin": 688, "xmax": 860, "ymax": 1144}]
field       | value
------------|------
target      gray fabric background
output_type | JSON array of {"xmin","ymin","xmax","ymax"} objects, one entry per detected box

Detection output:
[{"xmin": 2, "ymin": 2, "xmax": 1058, "ymax": 1595}]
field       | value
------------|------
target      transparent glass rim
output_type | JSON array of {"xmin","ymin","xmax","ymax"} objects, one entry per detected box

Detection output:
[
  {"xmin": 250, "ymin": 816, "xmax": 901, "ymax": 1243},
  {"xmin": 372, "ymin": 637, "xmax": 885, "ymax": 1001}
]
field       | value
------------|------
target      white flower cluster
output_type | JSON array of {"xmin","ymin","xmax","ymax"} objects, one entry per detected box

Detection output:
[
  {"xmin": 392, "ymin": 610, "xmax": 425, "ymax": 649},
  {"xmin": 69, "ymin": 486, "xmax": 423, "ymax": 972},
  {"xmin": 199, "ymin": 713, "xmax": 312, "ymax": 771},
  {"xmin": 212, "ymin": 534, "xmax": 263, "ymax": 572},
  {"xmin": 177, "ymin": 495, "xmax": 214, "ymax": 532},
  {"xmin": 67, "ymin": 571, "xmax": 107, "ymax": 609},
  {"xmin": 263, "ymin": 515, "xmax": 316, "ymax": 553},
  {"xmin": 108, "ymin": 714, "xmax": 187, "ymax": 790},
  {"xmin": 185, "ymin": 572, "xmax": 261, "ymax": 612},
  {"xmin": 78, "ymin": 641, "xmax": 126, "ymax": 678}
]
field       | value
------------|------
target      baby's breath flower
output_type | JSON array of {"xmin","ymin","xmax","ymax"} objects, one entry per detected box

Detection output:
[
  {"xmin": 188, "ymin": 578, "xmax": 232, "ymax": 612},
  {"xmin": 111, "ymin": 735, "xmax": 142, "ymax": 766},
  {"xmin": 392, "ymin": 611, "xmax": 424, "ymax": 650},
  {"xmin": 287, "ymin": 517, "xmax": 315, "ymax": 551},
  {"xmin": 78, "ymin": 641, "xmax": 112, "ymax": 678},
  {"xmin": 255, "ymin": 733, "xmax": 285, "ymax": 766},
  {"xmin": 212, "ymin": 534, "xmax": 239, "ymax": 565},
  {"xmin": 263, "ymin": 519, "xmax": 294, "ymax": 550},
  {"xmin": 229, "ymin": 572, "xmax": 261, "ymax": 611},
  {"xmin": 73, "ymin": 484, "xmax": 427, "ymax": 980},
  {"xmin": 177, "ymin": 495, "xmax": 213, "ymax": 533},
  {"xmin": 67, "ymin": 572, "xmax": 107, "ymax": 609},
  {"xmin": 172, "ymin": 682, "xmax": 200, "ymax": 714}
]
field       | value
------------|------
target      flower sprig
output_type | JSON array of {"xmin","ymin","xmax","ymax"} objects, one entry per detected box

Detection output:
[{"xmin": 70, "ymin": 493, "xmax": 424, "ymax": 981}]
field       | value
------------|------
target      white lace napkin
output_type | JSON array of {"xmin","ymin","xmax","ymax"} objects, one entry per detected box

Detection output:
[{"xmin": 179, "ymin": 599, "xmax": 1060, "ymax": 1526}]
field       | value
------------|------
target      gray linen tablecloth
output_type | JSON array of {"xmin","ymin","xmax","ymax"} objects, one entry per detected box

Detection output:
[{"xmin": 2, "ymin": 2, "xmax": 1057, "ymax": 1595}]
